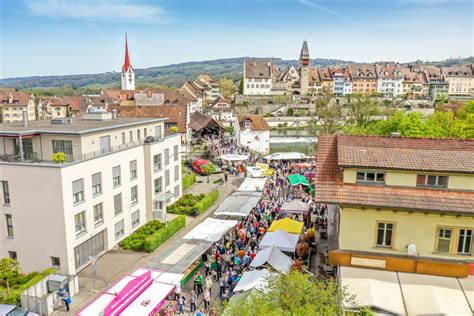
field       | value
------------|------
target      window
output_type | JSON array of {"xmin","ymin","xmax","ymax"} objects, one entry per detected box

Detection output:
[
  {"xmin": 52, "ymin": 140, "xmax": 73, "ymax": 156},
  {"xmin": 416, "ymin": 175, "xmax": 448, "ymax": 188},
  {"xmin": 122, "ymin": 132, "xmax": 126, "ymax": 144},
  {"xmin": 112, "ymin": 166, "xmax": 121, "ymax": 187},
  {"xmin": 165, "ymin": 170, "xmax": 170, "ymax": 186},
  {"xmin": 131, "ymin": 210, "xmax": 140, "ymax": 228},
  {"xmin": 154, "ymin": 177, "xmax": 162, "ymax": 194},
  {"xmin": 93, "ymin": 203, "xmax": 104, "ymax": 225},
  {"xmin": 74, "ymin": 230, "xmax": 106, "ymax": 270},
  {"xmin": 137, "ymin": 129, "xmax": 141, "ymax": 140},
  {"xmin": 130, "ymin": 185, "xmax": 138, "ymax": 205},
  {"xmin": 91, "ymin": 173, "xmax": 102, "ymax": 196},
  {"xmin": 5, "ymin": 214, "xmax": 13, "ymax": 238},
  {"xmin": 114, "ymin": 193, "xmax": 123, "ymax": 215},
  {"xmin": 2, "ymin": 181, "xmax": 10, "ymax": 205},
  {"xmin": 153, "ymin": 154, "xmax": 162, "ymax": 172},
  {"xmin": 164, "ymin": 148, "xmax": 170, "ymax": 165},
  {"xmin": 115, "ymin": 220, "xmax": 125, "ymax": 240},
  {"xmin": 458, "ymin": 229, "xmax": 472, "ymax": 255},
  {"xmin": 8, "ymin": 251, "xmax": 17, "ymax": 260},
  {"xmin": 174, "ymin": 185, "xmax": 180, "ymax": 198},
  {"xmin": 356, "ymin": 171, "xmax": 385, "ymax": 184},
  {"xmin": 155, "ymin": 126, "xmax": 162, "ymax": 139},
  {"xmin": 51, "ymin": 257, "xmax": 60, "ymax": 269},
  {"xmin": 174, "ymin": 165, "xmax": 179, "ymax": 181},
  {"xmin": 74, "ymin": 211, "xmax": 86, "ymax": 236},
  {"xmin": 174, "ymin": 145, "xmax": 179, "ymax": 161},
  {"xmin": 72, "ymin": 179, "xmax": 84, "ymax": 204},
  {"xmin": 130, "ymin": 160, "xmax": 137, "ymax": 180},
  {"xmin": 436, "ymin": 228, "xmax": 452, "ymax": 253},
  {"xmin": 129, "ymin": 131, "xmax": 133, "ymax": 142},
  {"xmin": 376, "ymin": 222, "xmax": 394, "ymax": 248}
]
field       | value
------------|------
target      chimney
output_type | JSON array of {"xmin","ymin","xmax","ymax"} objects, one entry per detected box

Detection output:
[
  {"xmin": 22, "ymin": 109, "xmax": 28, "ymax": 127},
  {"xmin": 112, "ymin": 109, "xmax": 118, "ymax": 119}
]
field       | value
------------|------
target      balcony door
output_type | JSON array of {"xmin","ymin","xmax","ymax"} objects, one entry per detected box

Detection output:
[
  {"xmin": 99, "ymin": 136, "xmax": 111, "ymax": 154},
  {"xmin": 14, "ymin": 138, "xmax": 33, "ymax": 159}
]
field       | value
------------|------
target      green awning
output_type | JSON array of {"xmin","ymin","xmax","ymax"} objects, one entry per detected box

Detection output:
[{"xmin": 288, "ymin": 174, "xmax": 314, "ymax": 195}]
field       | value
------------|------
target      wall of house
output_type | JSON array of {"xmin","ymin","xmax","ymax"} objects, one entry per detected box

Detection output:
[
  {"xmin": 343, "ymin": 168, "xmax": 474, "ymax": 191},
  {"xmin": 243, "ymin": 78, "xmax": 273, "ymax": 95},
  {"xmin": 237, "ymin": 129, "xmax": 270, "ymax": 153},
  {"xmin": 446, "ymin": 76, "xmax": 474, "ymax": 96},
  {"xmin": 339, "ymin": 207, "xmax": 474, "ymax": 261}
]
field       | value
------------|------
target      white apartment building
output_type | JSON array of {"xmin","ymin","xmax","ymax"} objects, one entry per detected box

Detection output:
[
  {"xmin": 0, "ymin": 113, "xmax": 182, "ymax": 275},
  {"xmin": 243, "ymin": 60, "xmax": 273, "ymax": 95},
  {"xmin": 376, "ymin": 63, "xmax": 403, "ymax": 97}
]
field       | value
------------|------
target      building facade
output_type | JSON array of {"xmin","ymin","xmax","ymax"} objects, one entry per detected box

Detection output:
[
  {"xmin": 442, "ymin": 66, "xmax": 474, "ymax": 99},
  {"xmin": 376, "ymin": 63, "xmax": 403, "ymax": 97},
  {"xmin": 349, "ymin": 64, "xmax": 377, "ymax": 95},
  {"xmin": 316, "ymin": 135, "xmax": 474, "ymax": 278},
  {"xmin": 243, "ymin": 60, "xmax": 274, "ymax": 95},
  {"xmin": 234, "ymin": 114, "xmax": 270, "ymax": 154},
  {"xmin": 0, "ymin": 114, "xmax": 182, "ymax": 275},
  {"xmin": 0, "ymin": 92, "xmax": 36, "ymax": 123}
]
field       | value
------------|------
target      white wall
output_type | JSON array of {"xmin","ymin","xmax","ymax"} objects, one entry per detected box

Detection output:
[
  {"xmin": 243, "ymin": 78, "xmax": 273, "ymax": 95},
  {"xmin": 237, "ymin": 129, "xmax": 270, "ymax": 153}
]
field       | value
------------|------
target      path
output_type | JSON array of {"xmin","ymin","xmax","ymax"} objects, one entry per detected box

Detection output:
[{"xmin": 53, "ymin": 173, "xmax": 243, "ymax": 315}]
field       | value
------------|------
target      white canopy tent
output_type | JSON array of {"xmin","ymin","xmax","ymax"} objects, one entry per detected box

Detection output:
[
  {"xmin": 214, "ymin": 192, "xmax": 261, "ymax": 217},
  {"xmin": 280, "ymin": 200, "xmax": 310, "ymax": 214},
  {"xmin": 246, "ymin": 166, "xmax": 264, "ymax": 178},
  {"xmin": 250, "ymin": 245, "xmax": 293, "ymax": 273},
  {"xmin": 233, "ymin": 269, "xmax": 275, "ymax": 293},
  {"xmin": 182, "ymin": 218, "xmax": 238, "ymax": 242},
  {"xmin": 259, "ymin": 229, "xmax": 299, "ymax": 253},
  {"xmin": 264, "ymin": 152, "xmax": 308, "ymax": 161},
  {"xmin": 219, "ymin": 154, "xmax": 249, "ymax": 161},
  {"xmin": 237, "ymin": 177, "xmax": 267, "ymax": 192}
]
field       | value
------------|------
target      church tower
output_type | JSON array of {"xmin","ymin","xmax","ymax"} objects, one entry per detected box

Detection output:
[
  {"xmin": 121, "ymin": 33, "xmax": 135, "ymax": 91},
  {"xmin": 299, "ymin": 40, "xmax": 310, "ymax": 95}
]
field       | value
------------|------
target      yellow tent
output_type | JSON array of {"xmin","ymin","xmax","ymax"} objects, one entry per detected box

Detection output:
[{"xmin": 268, "ymin": 218, "xmax": 304, "ymax": 235}]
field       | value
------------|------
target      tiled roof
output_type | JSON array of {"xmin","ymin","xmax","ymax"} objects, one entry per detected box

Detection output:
[
  {"xmin": 337, "ymin": 135, "xmax": 474, "ymax": 173},
  {"xmin": 315, "ymin": 135, "xmax": 474, "ymax": 215},
  {"xmin": 441, "ymin": 66, "xmax": 473, "ymax": 77},
  {"xmin": 236, "ymin": 114, "xmax": 270, "ymax": 131},
  {"xmin": 348, "ymin": 64, "xmax": 377, "ymax": 79},
  {"xmin": 244, "ymin": 60, "xmax": 272, "ymax": 79},
  {"xmin": 189, "ymin": 111, "xmax": 222, "ymax": 132}
]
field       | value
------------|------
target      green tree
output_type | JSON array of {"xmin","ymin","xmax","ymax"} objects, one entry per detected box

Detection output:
[
  {"xmin": 202, "ymin": 163, "xmax": 216, "ymax": 175},
  {"xmin": 219, "ymin": 78, "xmax": 234, "ymax": 99},
  {"xmin": 238, "ymin": 75, "xmax": 244, "ymax": 95},
  {"xmin": 0, "ymin": 258, "xmax": 20, "ymax": 295},
  {"xmin": 310, "ymin": 94, "xmax": 343, "ymax": 135},
  {"xmin": 224, "ymin": 270, "xmax": 355, "ymax": 316},
  {"xmin": 348, "ymin": 95, "xmax": 380, "ymax": 128}
]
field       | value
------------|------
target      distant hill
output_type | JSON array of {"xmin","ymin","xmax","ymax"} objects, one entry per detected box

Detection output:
[
  {"xmin": 0, "ymin": 57, "xmax": 351, "ymax": 89},
  {"xmin": 1, "ymin": 56, "xmax": 472, "ymax": 90}
]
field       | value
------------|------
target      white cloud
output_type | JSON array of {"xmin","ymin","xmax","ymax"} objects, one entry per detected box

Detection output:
[
  {"xmin": 298, "ymin": 0, "xmax": 352, "ymax": 22},
  {"xmin": 399, "ymin": 0, "xmax": 459, "ymax": 5},
  {"xmin": 24, "ymin": 0, "xmax": 164, "ymax": 23}
]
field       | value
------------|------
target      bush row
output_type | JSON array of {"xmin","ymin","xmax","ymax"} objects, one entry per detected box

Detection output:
[
  {"xmin": 194, "ymin": 190, "xmax": 219, "ymax": 214},
  {"xmin": 144, "ymin": 215, "xmax": 186, "ymax": 253},
  {"xmin": 0, "ymin": 268, "xmax": 56, "ymax": 306},
  {"xmin": 119, "ymin": 220, "xmax": 164, "ymax": 251},
  {"xmin": 167, "ymin": 194, "xmax": 206, "ymax": 216},
  {"xmin": 182, "ymin": 173, "xmax": 196, "ymax": 190}
]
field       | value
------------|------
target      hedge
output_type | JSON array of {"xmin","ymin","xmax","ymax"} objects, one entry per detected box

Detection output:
[
  {"xmin": 119, "ymin": 220, "xmax": 164, "ymax": 251},
  {"xmin": 144, "ymin": 215, "xmax": 186, "ymax": 253},
  {"xmin": 182, "ymin": 173, "xmax": 196, "ymax": 190},
  {"xmin": 194, "ymin": 189, "xmax": 219, "ymax": 214},
  {"xmin": 0, "ymin": 268, "xmax": 56, "ymax": 306},
  {"xmin": 167, "ymin": 194, "xmax": 206, "ymax": 216}
]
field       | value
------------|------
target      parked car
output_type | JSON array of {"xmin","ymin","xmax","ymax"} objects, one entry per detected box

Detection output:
[
  {"xmin": 0, "ymin": 305, "xmax": 39, "ymax": 316},
  {"xmin": 191, "ymin": 159, "xmax": 222, "ymax": 175}
]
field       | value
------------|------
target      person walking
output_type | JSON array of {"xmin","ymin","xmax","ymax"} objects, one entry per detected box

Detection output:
[
  {"xmin": 196, "ymin": 272, "xmax": 204, "ymax": 295},
  {"xmin": 203, "ymin": 288, "xmax": 211, "ymax": 311},
  {"xmin": 204, "ymin": 260, "xmax": 210, "ymax": 277},
  {"xmin": 224, "ymin": 172, "xmax": 228, "ymax": 183},
  {"xmin": 178, "ymin": 293, "xmax": 186, "ymax": 315},
  {"xmin": 190, "ymin": 290, "xmax": 197, "ymax": 313},
  {"xmin": 219, "ymin": 277, "xmax": 226, "ymax": 298},
  {"xmin": 193, "ymin": 273, "xmax": 198, "ymax": 292},
  {"xmin": 205, "ymin": 275, "xmax": 213, "ymax": 296},
  {"xmin": 58, "ymin": 288, "xmax": 71, "ymax": 312}
]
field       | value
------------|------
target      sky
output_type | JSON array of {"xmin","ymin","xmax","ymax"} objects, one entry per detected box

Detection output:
[{"xmin": 0, "ymin": 0, "xmax": 473, "ymax": 78}]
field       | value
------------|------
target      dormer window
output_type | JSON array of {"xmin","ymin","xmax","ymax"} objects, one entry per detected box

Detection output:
[
  {"xmin": 356, "ymin": 171, "xmax": 385, "ymax": 184},
  {"xmin": 244, "ymin": 119, "xmax": 251, "ymax": 129},
  {"xmin": 416, "ymin": 175, "xmax": 448, "ymax": 188}
]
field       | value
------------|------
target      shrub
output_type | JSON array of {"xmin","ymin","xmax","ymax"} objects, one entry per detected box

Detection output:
[
  {"xmin": 182, "ymin": 173, "xmax": 196, "ymax": 190},
  {"xmin": 119, "ymin": 220, "xmax": 164, "ymax": 251},
  {"xmin": 287, "ymin": 108, "xmax": 294, "ymax": 116},
  {"xmin": 194, "ymin": 190, "xmax": 219, "ymax": 215},
  {"xmin": 144, "ymin": 216, "xmax": 186, "ymax": 253},
  {"xmin": 167, "ymin": 193, "xmax": 208, "ymax": 215}
]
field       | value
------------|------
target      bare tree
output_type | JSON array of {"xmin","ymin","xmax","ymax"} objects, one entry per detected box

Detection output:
[
  {"xmin": 309, "ymin": 93, "xmax": 344, "ymax": 135},
  {"xmin": 348, "ymin": 94, "xmax": 380, "ymax": 128}
]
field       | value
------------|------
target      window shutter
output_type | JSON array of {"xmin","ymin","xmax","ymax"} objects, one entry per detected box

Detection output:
[
  {"xmin": 130, "ymin": 160, "xmax": 137, "ymax": 172},
  {"xmin": 72, "ymin": 179, "xmax": 84, "ymax": 194},
  {"xmin": 113, "ymin": 166, "xmax": 121, "ymax": 178},
  {"xmin": 115, "ymin": 220, "xmax": 124, "ymax": 232},
  {"xmin": 131, "ymin": 210, "xmax": 140, "ymax": 223},
  {"xmin": 92, "ymin": 173, "xmax": 101, "ymax": 186},
  {"xmin": 114, "ymin": 194, "xmax": 122, "ymax": 212}
]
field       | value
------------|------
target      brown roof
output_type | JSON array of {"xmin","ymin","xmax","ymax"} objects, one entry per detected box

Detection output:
[
  {"xmin": 318, "ymin": 68, "xmax": 332, "ymax": 80},
  {"xmin": 309, "ymin": 68, "xmax": 321, "ymax": 83},
  {"xmin": 0, "ymin": 92, "xmax": 33, "ymax": 105},
  {"xmin": 401, "ymin": 68, "xmax": 428, "ymax": 84},
  {"xmin": 375, "ymin": 63, "xmax": 403, "ymax": 79},
  {"xmin": 349, "ymin": 64, "xmax": 377, "ymax": 79},
  {"xmin": 315, "ymin": 135, "xmax": 474, "ymax": 215},
  {"xmin": 441, "ymin": 66, "xmax": 473, "ymax": 77},
  {"xmin": 244, "ymin": 60, "xmax": 272, "ymax": 79},
  {"xmin": 189, "ymin": 111, "xmax": 223, "ymax": 132},
  {"xmin": 236, "ymin": 114, "xmax": 270, "ymax": 131}
]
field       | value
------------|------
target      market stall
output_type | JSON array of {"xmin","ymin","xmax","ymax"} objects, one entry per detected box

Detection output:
[
  {"xmin": 250, "ymin": 245, "xmax": 293, "ymax": 273},
  {"xmin": 219, "ymin": 154, "xmax": 249, "ymax": 161},
  {"xmin": 280, "ymin": 200, "xmax": 310, "ymax": 215},
  {"xmin": 77, "ymin": 269, "xmax": 183, "ymax": 316},
  {"xmin": 259, "ymin": 229, "xmax": 299, "ymax": 253},
  {"xmin": 237, "ymin": 177, "xmax": 268, "ymax": 192},
  {"xmin": 233, "ymin": 269, "xmax": 275, "ymax": 293},
  {"xmin": 263, "ymin": 152, "xmax": 310, "ymax": 162},
  {"xmin": 268, "ymin": 218, "xmax": 304, "ymax": 235},
  {"xmin": 214, "ymin": 192, "xmax": 261, "ymax": 217},
  {"xmin": 183, "ymin": 218, "xmax": 238, "ymax": 242}
]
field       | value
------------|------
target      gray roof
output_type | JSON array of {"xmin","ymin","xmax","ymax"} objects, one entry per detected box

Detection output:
[
  {"xmin": 300, "ymin": 40, "xmax": 310, "ymax": 61},
  {"xmin": 0, "ymin": 117, "xmax": 166, "ymax": 136},
  {"xmin": 245, "ymin": 60, "xmax": 272, "ymax": 79}
]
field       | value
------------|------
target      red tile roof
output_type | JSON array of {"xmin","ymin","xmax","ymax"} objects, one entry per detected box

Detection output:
[
  {"xmin": 315, "ymin": 135, "xmax": 474, "ymax": 214},
  {"xmin": 236, "ymin": 114, "xmax": 270, "ymax": 131}
]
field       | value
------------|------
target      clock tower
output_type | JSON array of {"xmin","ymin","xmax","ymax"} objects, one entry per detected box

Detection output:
[
  {"xmin": 299, "ymin": 40, "xmax": 310, "ymax": 95},
  {"xmin": 121, "ymin": 33, "xmax": 135, "ymax": 91}
]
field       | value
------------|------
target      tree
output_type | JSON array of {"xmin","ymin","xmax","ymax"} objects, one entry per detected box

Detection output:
[
  {"xmin": 169, "ymin": 126, "xmax": 180, "ymax": 134},
  {"xmin": 238, "ymin": 75, "xmax": 244, "ymax": 95},
  {"xmin": 202, "ymin": 163, "xmax": 216, "ymax": 175},
  {"xmin": 0, "ymin": 258, "xmax": 20, "ymax": 295},
  {"xmin": 219, "ymin": 78, "xmax": 234, "ymax": 99},
  {"xmin": 310, "ymin": 93, "xmax": 343, "ymax": 135},
  {"xmin": 348, "ymin": 95, "xmax": 380, "ymax": 128},
  {"xmin": 224, "ymin": 270, "xmax": 356, "ymax": 316}
]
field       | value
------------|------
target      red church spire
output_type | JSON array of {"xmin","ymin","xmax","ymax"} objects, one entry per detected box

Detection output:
[{"xmin": 122, "ymin": 32, "xmax": 132, "ymax": 72}]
